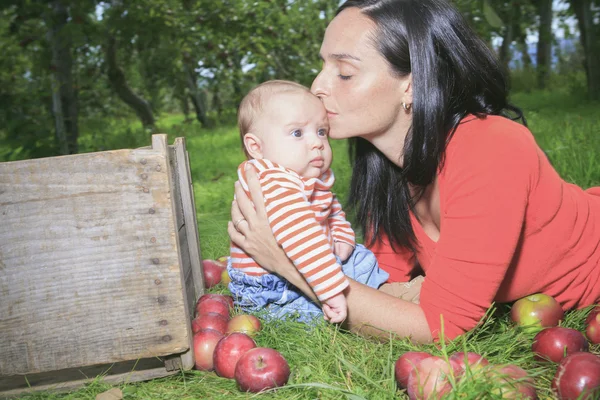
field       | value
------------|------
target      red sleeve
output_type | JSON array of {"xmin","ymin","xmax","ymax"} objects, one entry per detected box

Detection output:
[
  {"xmin": 420, "ymin": 118, "xmax": 537, "ymax": 341},
  {"xmin": 367, "ymin": 234, "xmax": 415, "ymax": 283}
]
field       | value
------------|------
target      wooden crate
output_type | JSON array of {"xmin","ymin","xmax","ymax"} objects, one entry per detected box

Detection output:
[{"xmin": 0, "ymin": 135, "xmax": 205, "ymax": 397}]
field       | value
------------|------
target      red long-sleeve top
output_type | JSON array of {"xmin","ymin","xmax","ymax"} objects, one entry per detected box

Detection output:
[{"xmin": 370, "ymin": 115, "xmax": 600, "ymax": 340}]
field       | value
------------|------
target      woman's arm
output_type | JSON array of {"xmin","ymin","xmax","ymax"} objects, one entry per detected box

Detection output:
[
  {"xmin": 228, "ymin": 166, "xmax": 433, "ymax": 343},
  {"xmin": 344, "ymin": 280, "xmax": 432, "ymax": 343}
]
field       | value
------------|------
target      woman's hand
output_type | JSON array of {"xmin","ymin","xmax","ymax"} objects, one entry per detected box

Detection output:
[
  {"xmin": 227, "ymin": 166, "xmax": 300, "ymax": 273},
  {"xmin": 228, "ymin": 167, "xmax": 285, "ymax": 272}
]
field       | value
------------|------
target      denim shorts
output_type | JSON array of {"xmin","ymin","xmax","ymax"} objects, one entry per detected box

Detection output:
[{"xmin": 227, "ymin": 244, "xmax": 389, "ymax": 323}]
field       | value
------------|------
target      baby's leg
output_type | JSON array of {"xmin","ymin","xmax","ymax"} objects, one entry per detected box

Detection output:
[
  {"xmin": 227, "ymin": 265, "xmax": 286, "ymax": 311},
  {"xmin": 269, "ymin": 289, "xmax": 323, "ymax": 323},
  {"xmin": 379, "ymin": 275, "xmax": 424, "ymax": 304},
  {"xmin": 340, "ymin": 244, "xmax": 390, "ymax": 289},
  {"xmin": 227, "ymin": 263, "xmax": 322, "ymax": 323}
]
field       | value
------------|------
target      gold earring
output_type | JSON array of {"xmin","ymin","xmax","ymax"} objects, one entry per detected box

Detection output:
[{"xmin": 402, "ymin": 102, "xmax": 412, "ymax": 111}]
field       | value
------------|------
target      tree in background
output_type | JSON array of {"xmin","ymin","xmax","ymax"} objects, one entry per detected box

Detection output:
[
  {"xmin": 533, "ymin": 0, "xmax": 554, "ymax": 89},
  {"xmin": 568, "ymin": 0, "xmax": 600, "ymax": 100},
  {"xmin": 0, "ymin": 0, "xmax": 596, "ymax": 161},
  {"xmin": 2, "ymin": 0, "xmax": 97, "ymax": 156}
]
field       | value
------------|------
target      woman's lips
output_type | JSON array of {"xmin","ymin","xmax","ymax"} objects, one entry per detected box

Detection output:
[{"xmin": 326, "ymin": 110, "xmax": 337, "ymax": 117}]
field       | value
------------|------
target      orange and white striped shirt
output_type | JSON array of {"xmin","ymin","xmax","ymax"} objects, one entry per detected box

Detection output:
[{"xmin": 230, "ymin": 159, "xmax": 354, "ymax": 301}]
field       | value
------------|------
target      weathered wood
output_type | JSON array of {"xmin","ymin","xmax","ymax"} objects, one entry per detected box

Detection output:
[
  {"xmin": 0, "ymin": 357, "xmax": 176, "ymax": 398},
  {"xmin": 0, "ymin": 135, "xmax": 192, "ymax": 379},
  {"xmin": 173, "ymin": 138, "xmax": 205, "ymax": 301},
  {"xmin": 172, "ymin": 138, "xmax": 203, "ymax": 371},
  {"xmin": 161, "ymin": 136, "xmax": 197, "ymax": 372}
]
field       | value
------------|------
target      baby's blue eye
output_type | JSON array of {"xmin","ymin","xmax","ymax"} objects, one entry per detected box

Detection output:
[
  {"xmin": 292, "ymin": 129, "xmax": 302, "ymax": 138},
  {"xmin": 318, "ymin": 128, "xmax": 328, "ymax": 137}
]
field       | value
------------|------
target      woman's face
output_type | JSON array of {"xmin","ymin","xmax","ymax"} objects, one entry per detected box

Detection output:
[{"xmin": 311, "ymin": 7, "xmax": 411, "ymax": 141}]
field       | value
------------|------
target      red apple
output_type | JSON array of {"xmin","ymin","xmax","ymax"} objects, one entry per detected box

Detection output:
[
  {"xmin": 227, "ymin": 314, "xmax": 262, "ymax": 336},
  {"xmin": 552, "ymin": 352, "xmax": 600, "ymax": 400},
  {"xmin": 586, "ymin": 314, "xmax": 600, "ymax": 344},
  {"xmin": 487, "ymin": 364, "xmax": 537, "ymax": 399},
  {"xmin": 449, "ymin": 352, "xmax": 489, "ymax": 375},
  {"xmin": 394, "ymin": 351, "xmax": 432, "ymax": 389},
  {"xmin": 585, "ymin": 306, "xmax": 600, "ymax": 344},
  {"xmin": 196, "ymin": 293, "xmax": 234, "ymax": 310},
  {"xmin": 213, "ymin": 332, "xmax": 257, "ymax": 379},
  {"xmin": 193, "ymin": 328, "xmax": 224, "ymax": 371},
  {"xmin": 203, "ymin": 259, "xmax": 225, "ymax": 288},
  {"xmin": 511, "ymin": 293, "xmax": 564, "ymax": 332},
  {"xmin": 196, "ymin": 298, "xmax": 230, "ymax": 319},
  {"xmin": 192, "ymin": 312, "xmax": 229, "ymax": 334},
  {"xmin": 234, "ymin": 347, "xmax": 291, "ymax": 392},
  {"xmin": 532, "ymin": 327, "xmax": 589, "ymax": 363},
  {"xmin": 406, "ymin": 356, "xmax": 457, "ymax": 400},
  {"xmin": 585, "ymin": 305, "xmax": 600, "ymax": 325}
]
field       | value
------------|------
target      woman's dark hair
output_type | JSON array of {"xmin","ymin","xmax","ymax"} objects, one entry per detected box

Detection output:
[{"xmin": 340, "ymin": 0, "xmax": 526, "ymax": 256}]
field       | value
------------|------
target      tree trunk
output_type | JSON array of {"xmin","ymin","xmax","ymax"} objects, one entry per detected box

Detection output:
[
  {"xmin": 499, "ymin": 23, "xmax": 514, "ymax": 70},
  {"xmin": 212, "ymin": 89, "xmax": 223, "ymax": 120},
  {"xmin": 105, "ymin": 36, "xmax": 155, "ymax": 129},
  {"xmin": 518, "ymin": 36, "xmax": 532, "ymax": 68},
  {"xmin": 571, "ymin": 0, "xmax": 600, "ymax": 100},
  {"xmin": 514, "ymin": 15, "xmax": 532, "ymax": 69},
  {"xmin": 536, "ymin": 0, "xmax": 553, "ymax": 89},
  {"xmin": 45, "ymin": 0, "xmax": 78, "ymax": 155},
  {"xmin": 183, "ymin": 60, "xmax": 210, "ymax": 127},
  {"xmin": 180, "ymin": 93, "xmax": 190, "ymax": 122}
]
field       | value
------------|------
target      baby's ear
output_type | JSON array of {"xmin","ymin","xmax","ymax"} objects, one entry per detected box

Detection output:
[{"xmin": 243, "ymin": 133, "xmax": 263, "ymax": 159}]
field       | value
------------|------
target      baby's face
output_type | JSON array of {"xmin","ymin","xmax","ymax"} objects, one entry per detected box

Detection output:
[{"xmin": 253, "ymin": 91, "xmax": 333, "ymax": 179}]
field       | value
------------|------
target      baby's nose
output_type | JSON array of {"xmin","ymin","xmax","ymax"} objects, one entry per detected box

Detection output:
[{"xmin": 310, "ymin": 136, "xmax": 324, "ymax": 149}]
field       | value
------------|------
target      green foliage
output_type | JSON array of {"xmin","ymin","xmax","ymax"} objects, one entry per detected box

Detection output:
[
  {"xmin": 1, "ymin": 0, "xmax": 336, "ymax": 158},
  {"xmin": 2, "ymin": 0, "xmax": 597, "ymax": 159}
]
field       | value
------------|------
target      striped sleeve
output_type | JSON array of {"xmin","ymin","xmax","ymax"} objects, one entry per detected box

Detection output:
[
  {"xmin": 328, "ymin": 195, "xmax": 355, "ymax": 247},
  {"xmin": 241, "ymin": 160, "xmax": 349, "ymax": 301}
]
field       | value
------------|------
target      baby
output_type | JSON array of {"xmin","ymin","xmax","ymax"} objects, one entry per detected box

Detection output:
[{"xmin": 228, "ymin": 80, "xmax": 389, "ymax": 323}]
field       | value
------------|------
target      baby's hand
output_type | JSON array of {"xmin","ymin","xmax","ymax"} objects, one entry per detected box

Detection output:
[
  {"xmin": 322, "ymin": 292, "xmax": 347, "ymax": 324},
  {"xmin": 334, "ymin": 241, "xmax": 354, "ymax": 262}
]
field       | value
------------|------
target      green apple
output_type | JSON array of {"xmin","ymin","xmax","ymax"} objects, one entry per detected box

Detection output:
[{"xmin": 510, "ymin": 293, "xmax": 564, "ymax": 333}]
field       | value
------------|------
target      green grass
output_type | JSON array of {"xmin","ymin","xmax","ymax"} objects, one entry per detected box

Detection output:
[{"xmin": 9, "ymin": 88, "xmax": 600, "ymax": 399}]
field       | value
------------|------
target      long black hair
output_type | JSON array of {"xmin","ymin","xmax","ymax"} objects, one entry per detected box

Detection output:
[{"xmin": 340, "ymin": 0, "xmax": 525, "ymax": 255}]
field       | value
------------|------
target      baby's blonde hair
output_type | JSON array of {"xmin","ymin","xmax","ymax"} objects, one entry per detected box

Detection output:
[{"xmin": 237, "ymin": 80, "xmax": 312, "ymax": 158}]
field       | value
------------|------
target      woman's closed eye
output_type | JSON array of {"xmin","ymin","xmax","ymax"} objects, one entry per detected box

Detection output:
[{"xmin": 338, "ymin": 74, "xmax": 352, "ymax": 80}]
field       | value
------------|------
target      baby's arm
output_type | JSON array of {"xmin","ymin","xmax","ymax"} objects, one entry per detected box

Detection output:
[
  {"xmin": 334, "ymin": 241, "xmax": 354, "ymax": 261},
  {"xmin": 246, "ymin": 161, "xmax": 349, "ymax": 303},
  {"xmin": 329, "ymin": 195, "xmax": 356, "ymax": 261},
  {"xmin": 322, "ymin": 292, "xmax": 347, "ymax": 323}
]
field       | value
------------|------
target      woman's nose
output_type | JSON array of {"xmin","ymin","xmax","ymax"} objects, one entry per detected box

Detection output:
[{"xmin": 311, "ymin": 70, "xmax": 328, "ymax": 98}]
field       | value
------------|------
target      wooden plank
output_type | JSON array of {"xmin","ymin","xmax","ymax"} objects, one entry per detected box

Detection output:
[
  {"xmin": 173, "ymin": 138, "xmax": 205, "ymax": 301},
  {"xmin": 159, "ymin": 136, "xmax": 195, "ymax": 372},
  {"xmin": 0, "ymin": 357, "xmax": 177, "ymax": 398},
  {"xmin": 0, "ymin": 144, "xmax": 189, "ymax": 375}
]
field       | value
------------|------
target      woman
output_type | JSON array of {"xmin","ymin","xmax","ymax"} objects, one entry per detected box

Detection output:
[{"xmin": 228, "ymin": 0, "xmax": 600, "ymax": 343}]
